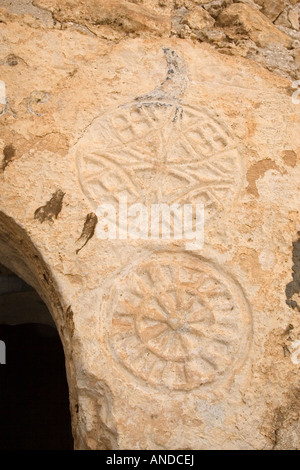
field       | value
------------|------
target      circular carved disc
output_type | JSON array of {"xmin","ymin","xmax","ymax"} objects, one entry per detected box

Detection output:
[
  {"xmin": 101, "ymin": 252, "xmax": 252, "ymax": 391},
  {"xmin": 75, "ymin": 103, "xmax": 243, "ymax": 219}
]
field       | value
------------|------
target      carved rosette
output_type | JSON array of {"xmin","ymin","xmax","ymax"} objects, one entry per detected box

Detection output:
[
  {"xmin": 101, "ymin": 253, "xmax": 252, "ymax": 391},
  {"xmin": 76, "ymin": 102, "xmax": 243, "ymax": 221},
  {"xmin": 73, "ymin": 49, "xmax": 251, "ymax": 392}
]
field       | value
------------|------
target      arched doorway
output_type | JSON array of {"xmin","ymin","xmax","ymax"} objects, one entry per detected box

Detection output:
[
  {"xmin": 0, "ymin": 211, "xmax": 77, "ymax": 450},
  {"xmin": 0, "ymin": 264, "xmax": 73, "ymax": 450}
]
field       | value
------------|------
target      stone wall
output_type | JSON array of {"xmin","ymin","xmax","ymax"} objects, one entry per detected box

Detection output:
[{"xmin": 0, "ymin": 0, "xmax": 299, "ymax": 450}]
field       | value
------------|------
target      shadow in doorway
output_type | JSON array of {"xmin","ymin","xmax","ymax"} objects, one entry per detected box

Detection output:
[{"xmin": 0, "ymin": 269, "xmax": 73, "ymax": 450}]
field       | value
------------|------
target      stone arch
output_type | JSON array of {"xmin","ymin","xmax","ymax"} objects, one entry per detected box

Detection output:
[{"xmin": 0, "ymin": 210, "xmax": 78, "ymax": 448}]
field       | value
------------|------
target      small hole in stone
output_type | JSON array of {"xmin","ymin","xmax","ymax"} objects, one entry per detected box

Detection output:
[{"xmin": 6, "ymin": 55, "xmax": 18, "ymax": 67}]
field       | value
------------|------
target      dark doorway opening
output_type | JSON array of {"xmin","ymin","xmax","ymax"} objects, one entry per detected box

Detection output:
[{"xmin": 0, "ymin": 265, "xmax": 73, "ymax": 450}]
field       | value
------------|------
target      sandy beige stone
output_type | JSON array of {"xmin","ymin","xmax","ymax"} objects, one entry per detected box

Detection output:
[
  {"xmin": 288, "ymin": 8, "xmax": 300, "ymax": 30},
  {"xmin": 275, "ymin": 8, "xmax": 293, "ymax": 27},
  {"xmin": 174, "ymin": 0, "xmax": 215, "ymax": 7},
  {"xmin": 254, "ymin": 0, "xmax": 287, "ymax": 21},
  {"xmin": 0, "ymin": 0, "xmax": 300, "ymax": 452},
  {"xmin": 182, "ymin": 7, "xmax": 215, "ymax": 30},
  {"xmin": 294, "ymin": 47, "xmax": 300, "ymax": 70},
  {"xmin": 218, "ymin": 3, "xmax": 293, "ymax": 48},
  {"xmin": 33, "ymin": 0, "xmax": 171, "ymax": 35}
]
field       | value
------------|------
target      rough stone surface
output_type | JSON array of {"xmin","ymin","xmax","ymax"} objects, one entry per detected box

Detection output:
[
  {"xmin": 182, "ymin": 7, "xmax": 215, "ymax": 30},
  {"xmin": 33, "ymin": 0, "xmax": 172, "ymax": 35},
  {"xmin": 276, "ymin": 8, "xmax": 294, "ymax": 27},
  {"xmin": 0, "ymin": 0, "xmax": 300, "ymax": 451},
  {"xmin": 288, "ymin": 8, "xmax": 300, "ymax": 30},
  {"xmin": 218, "ymin": 3, "xmax": 293, "ymax": 48},
  {"xmin": 254, "ymin": 0, "xmax": 287, "ymax": 21}
]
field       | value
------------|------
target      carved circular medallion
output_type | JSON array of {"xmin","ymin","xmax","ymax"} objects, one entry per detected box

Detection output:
[
  {"xmin": 75, "ymin": 103, "xmax": 242, "ymax": 220},
  {"xmin": 101, "ymin": 252, "xmax": 252, "ymax": 391}
]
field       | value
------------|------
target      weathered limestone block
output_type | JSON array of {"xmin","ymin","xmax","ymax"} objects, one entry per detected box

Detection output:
[
  {"xmin": 275, "ymin": 8, "xmax": 294, "ymax": 27},
  {"xmin": 254, "ymin": 0, "xmax": 287, "ymax": 22},
  {"xmin": 288, "ymin": 7, "xmax": 300, "ymax": 30},
  {"xmin": 174, "ymin": 0, "xmax": 214, "ymax": 7},
  {"xmin": 218, "ymin": 3, "xmax": 293, "ymax": 48},
  {"xmin": 275, "ymin": 4, "xmax": 300, "ymax": 30},
  {"xmin": 182, "ymin": 7, "xmax": 215, "ymax": 30},
  {"xmin": 33, "ymin": 0, "xmax": 171, "ymax": 35},
  {"xmin": 0, "ymin": 3, "xmax": 300, "ymax": 451}
]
